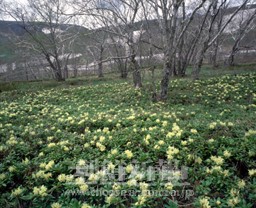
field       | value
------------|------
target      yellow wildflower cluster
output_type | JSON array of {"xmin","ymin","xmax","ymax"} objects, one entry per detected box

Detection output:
[
  {"xmin": 144, "ymin": 134, "xmax": 151, "ymax": 145},
  {"xmin": 33, "ymin": 170, "xmax": 52, "ymax": 180},
  {"xmin": 245, "ymin": 129, "xmax": 256, "ymax": 137},
  {"xmin": 248, "ymin": 169, "xmax": 256, "ymax": 176},
  {"xmin": 209, "ymin": 121, "xmax": 234, "ymax": 129},
  {"xmin": 199, "ymin": 197, "xmax": 211, "ymax": 208},
  {"xmin": 228, "ymin": 197, "xmax": 240, "ymax": 207},
  {"xmin": 223, "ymin": 150, "xmax": 231, "ymax": 158},
  {"xmin": 105, "ymin": 193, "xmax": 116, "ymax": 204},
  {"xmin": 33, "ymin": 185, "xmax": 48, "ymax": 197},
  {"xmin": 166, "ymin": 146, "xmax": 179, "ymax": 160},
  {"xmin": 57, "ymin": 174, "xmax": 74, "ymax": 182},
  {"xmin": 81, "ymin": 203, "xmax": 91, "ymax": 208},
  {"xmin": 166, "ymin": 123, "xmax": 183, "ymax": 138},
  {"xmin": 124, "ymin": 150, "xmax": 133, "ymax": 159},
  {"xmin": 51, "ymin": 202, "xmax": 62, "ymax": 208},
  {"xmin": 11, "ymin": 187, "xmax": 23, "ymax": 197},
  {"xmin": 6, "ymin": 135, "xmax": 18, "ymax": 145},
  {"xmin": 210, "ymin": 156, "xmax": 224, "ymax": 165},
  {"xmin": 96, "ymin": 142, "xmax": 106, "ymax": 151},
  {"xmin": 75, "ymin": 177, "xmax": 89, "ymax": 192}
]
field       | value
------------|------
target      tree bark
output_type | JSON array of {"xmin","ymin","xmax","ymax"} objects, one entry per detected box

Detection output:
[
  {"xmin": 160, "ymin": 60, "xmax": 172, "ymax": 101},
  {"xmin": 131, "ymin": 54, "xmax": 142, "ymax": 88}
]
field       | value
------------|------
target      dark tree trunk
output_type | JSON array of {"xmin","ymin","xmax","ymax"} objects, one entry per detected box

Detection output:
[
  {"xmin": 98, "ymin": 61, "xmax": 103, "ymax": 78},
  {"xmin": 98, "ymin": 46, "xmax": 104, "ymax": 78},
  {"xmin": 192, "ymin": 56, "xmax": 204, "ymax": 80},
  {"xmin": 55, "ymin": 69, "xmax": 65, "ymax": 81},
  {"xmin": 64, "ymin": 66, "xmax": 69, "ymax": 79},
  {"xmin": 131, "ymin": 55, "xmax": 142, "ymax": 88},
  {"xmin": 120, "ymin": 60, "xmax": 128, "ymax": 79},
  {"xmin": 228, "ymin": 50, "xmax": 236, "ymax": 66},
  {"xmin": 211, "ymin": 41, "xmax": 219, "ymax": 68},
  {"xmin": 45, "ymin": 54, "xmax": 65, "ymax": 81},
  {"xmin": 160, "ymin": 61, "xmax": 172, "ymax": 101}
]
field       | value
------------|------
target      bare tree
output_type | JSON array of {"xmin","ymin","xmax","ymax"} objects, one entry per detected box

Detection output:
[
  {"xmin": 4, "ymin": 0, "xmax": 79, "ymax": 81},
  {"xmin": 143, "ymin": 0, "xmax": 207, "ymax": 100},
  {"xmin": 227, "ymin": 4, "xmax": 256, "ymax": 66},
  {"xmin": 86, "ymin": 28, "xmax": 109, "ymax": 77},
  {"xmin": 192, "ymin": 0, "xmax": 249, "ymax": 80},
  {"xmin": 82, "ymin": 0, "xmax": 144, "ymax": 88}
]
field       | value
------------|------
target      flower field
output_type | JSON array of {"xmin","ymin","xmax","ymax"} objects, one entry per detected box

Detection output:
[{"xmin": 0, "ymin": 72, "xmax": 256, "ymax": 208}]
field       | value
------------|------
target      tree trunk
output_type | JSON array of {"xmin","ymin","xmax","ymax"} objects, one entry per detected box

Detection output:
[
  {"xmin": 228, "ymin": 49, "xmax": 237, "ymax": 66},
  {"xmin": 64, "ymin": 65, "xmax": 69, "ymax": 79},
  {"xmin": 98, "ymin": 46, "xmax": 104, "ymax": 78},
  {"xmin": 131, "ymin": 55, "xmax": 142, "ymax": 88},
  {"xmin": 55, "ymin": 69, "xmax": 65, "ymax": 81},
  {"xmin": 211, "ymin": 41, "xmax": 219, "ymax": 68},
  {"xmin": 98, "ymin": 61, "xmax": 103, "ymax": 78},
  {"xmin": 45, "ymin": 54, "xmax": 65, "ymax": 81},
  {"xmin": 192, "ymin": 55, "xmax": 204, "ymax": 80},
  {"xmin": 119, "ymin": 59, "xmax": 128, "ymax": 79},
  {"xmin": 160, "ymin": 60, "xmax": 172, "ymax": 101}
]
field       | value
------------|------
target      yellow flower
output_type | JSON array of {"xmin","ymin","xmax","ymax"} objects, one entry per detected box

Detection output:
[
  {"xmin": 190, "ymin": 129, "xmax": 198, "ymax": 134},
  {"xmin": 165, "ymin": 182, "xmax": 173, "ymax": 190},
  {"xmin": 57, "ymin": 174, "xmax": 66, "ymax": 182},
  {"xmin": 158, "ymin": 140, "xmax": 165, "ymax": 145},
  {"xmin": 127, "ymin": 179, "xmax": 137, "ymax": 187},
  {"xmin": 106, "ymin": 194, "xmax": 116, "ymax": 204},
  {"xmin": 162, "ymin": 121, "xmax": 168, "ymax": 127},
  {"xmin": 45, "ymin": 160, "xmax": 55, "ymax": 170},
  {"xmin": 79, "ymin": 184, "xmax": 88, "ymax": 192},
  {"xmin": 112, "ymin": 183, "xmax": 121, "ymax": 190},
  {"xmin": 216, "ymin": 200, "xmax": 221, "ymax": 205},
  {"xmin": 84, "ymin": 143, "xmax": 90, "ymax": 148},
  {"xmin": 238, "ymin": 180, "xmax": 245, "ymax": 189},
  {"xmin": 111, "ymin": 149, "xmax": 118, "ymax": 155},
  {"xmin": 135, "ymin": 195, "xmax": 147, "ymax": 205},
  {"xmin": 195, "ymin": 157, "xmax": 202, "ymax": 164},
  {"xmin": 126, "ymin": 164, "xmax": 133, "ymax": 173},
  {"xmin": 33, "ymin": 170, "xmax": 52, "ymax": 180},
  {"xmin": 11, "ymin": 187, "xmax": 23, "ymax": 197},
  {"xmin": 75, "ymin": 177, "xmax": 85, "ymax": 185},
  {"xmin": 99, "ymin": 145, "xmax": 106, "ymax": 152},
  {"xmin": 166, "ymin": 146, "xmax": 179, "ymax": 160},
  {"xmin": 88, "ymin": 173, "xmax": 99, "ymax": 182},
  {"xmin": 0, "ymin": 173, "xmax": 5, "ymax": 180},
  {"xmin": 107, "ymin": 162, "xmax": 115, "ymax": 171},
  {"xmin": 209, "ymin": 122, "xmax": 217, "ymax": 129},
  {"xmin": 33, "ymin": 185, "xmax": 47, "ymax": 197},
  {"xmin": 199, "ymin": 197, "xmax": 211, "ymax": 208},
  {"xmin": 48, "ymin": 143, "xmax": 56, "ymax": 147},
  {"xmin": 81, "ymin": 203, "xmax": 91, "ymax": 208},
  {"xmin": 8, "ymin": 166, "xmax": 16, "ymax": 172},
  {"xmin": 210, "ymin": 156, "xmax": 224, "ymax": 165},
  {"xmin": 22, "ymin": 158, "xmax": 30, "ymax": 165},
  {"xmin": 39, "ymin": 152, "xmax": 44, "ymax": 157},
  {"xmin": 249, "ymin": 169, "xmax": 256, "ymax": 176},
  {"xmin": 78, "ymin": 159, "xmax": 86, "ymax": 166},
  {"xmin": 99, "ymin": 136, "xmax": 105, "ymax": 142},
  {"xmin": 135, "ymin": 173, "xmax": 144, "ymax": 181},
  {"xmin": 51, "ymin": 202, "xmax": 61, "ymax": 208},
  {"xmin": 139, "ymin": 182, "xmax": 149, "ymax": 191},
  {"xmin": 223, "ymin": 150, "xmax": 231, "ymax": 158},
  {"xmin": 228, "ymin": 197, "xmax": 240, "ymax": 207},
  {"xmin": 125, "ymin": 150, "xmax": 133, "ymax": 159},
  {"xmin": 230, "ymin": 188, "xmax": 239, "ymax": 197}
]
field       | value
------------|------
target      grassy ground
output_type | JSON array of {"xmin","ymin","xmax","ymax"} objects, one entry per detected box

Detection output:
[{"xmin": 0, "ymin": 65, "xmax": 256, "ymax": 208}]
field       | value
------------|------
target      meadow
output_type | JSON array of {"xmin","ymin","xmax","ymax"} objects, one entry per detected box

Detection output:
[{"xmin": 0, "ymin": 66, "xmax": 256, "ymax": 208}]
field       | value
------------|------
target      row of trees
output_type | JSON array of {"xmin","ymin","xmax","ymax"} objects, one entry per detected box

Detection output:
[{"xmin": 1, "ymin": 0, "xmax": 256, "ymax": 100}]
